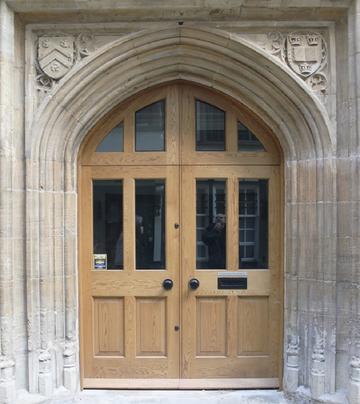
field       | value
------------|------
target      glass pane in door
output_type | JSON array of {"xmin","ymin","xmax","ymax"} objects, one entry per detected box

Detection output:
[
  {"xmin": 135, "ymin": 101, "xmax": 165, "ymax": 151},
  {"xmin": 135, "ymin": 179, "xmax": 166, "ymax": 269},
  {"xmin": 237, "ymin": 122, "xmax": 265, "ymax": 152},
  {"xmin": 196, "ymin": 179, "xmax": 226, "ymax": 269},
  {"xmin": 196, "ymin": 100, "xmax": 225, "ymax": 151},
  {"xmin": 96, "ymin": 122, "xmax": 124, "ymax": 152},
  {"xmin": 239, "ymin": 179, "xmax": 268, "ymax": 268},
  {"xmin": 93, "ymin": 180, "xmax": 123, "ymax": 269}
]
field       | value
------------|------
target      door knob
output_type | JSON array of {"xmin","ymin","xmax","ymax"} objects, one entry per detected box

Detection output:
[
  {"xmin": 162, "ymin": 279, "xmax": 174, "ymax": 290},
  {"xmin": 189, "ymin": 278, "xmax": 200, "ymax": 290}
]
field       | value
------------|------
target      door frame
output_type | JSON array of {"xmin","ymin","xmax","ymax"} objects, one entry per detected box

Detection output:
[{"xmin": 78, "ymin": 82, "xmax": 284, "ymax": 389}]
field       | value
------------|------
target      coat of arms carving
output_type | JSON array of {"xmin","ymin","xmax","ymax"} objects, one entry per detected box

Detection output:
[
  {"xmin": 38, "ymin": 36, "xmax": 74, "ymax": 80},
  {"xmin": 286, "ymin": 32, "xmax": 326, "ymax": 77}
]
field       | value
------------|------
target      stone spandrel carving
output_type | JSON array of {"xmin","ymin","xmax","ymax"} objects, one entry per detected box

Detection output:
[
  {"xmin": 285, "ymin": 32, "xmax": 326, "ymax": 78},
  {"xmin": 38, "ymin": 36, "xmax": 75, "ymax": 80},
  {"xmin": 35, "ymin": 33, "xmax": 96, "ymax": 104},
  {"xmin": 284, "ymin": 32, "xmax": 328, "ymax": 96},
  {"xmin": 242, "ymin": 30, "xmax": 329, "ymax": 96},
  {"xmin": 76, "ymin": 33, "xmax": 96, "ymax": 59}
]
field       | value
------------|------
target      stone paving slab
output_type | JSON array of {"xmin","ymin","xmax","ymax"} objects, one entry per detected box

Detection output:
[{"xmin": 40, "ymin": 389, "xmax": 289, "ymax": 404}]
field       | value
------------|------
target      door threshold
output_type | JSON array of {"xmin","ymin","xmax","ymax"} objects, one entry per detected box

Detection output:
[{"xmin": 83, "ymin": 378, "xmax": 279, "ymax": 389}]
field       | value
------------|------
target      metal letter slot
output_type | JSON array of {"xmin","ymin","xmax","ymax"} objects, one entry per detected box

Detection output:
[{"xmin": 217, "ymin": 271, "xmax": 248, "ymax": 290}]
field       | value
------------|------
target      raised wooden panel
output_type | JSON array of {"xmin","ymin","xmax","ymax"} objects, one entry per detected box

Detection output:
[
  {"xmin": 93, "ymin": 297, "xmax": 124, "ymax": 356},
  {"xmin": 196, "ymin": 297, "xmax": 227, "ymax": 357},
  {"xmin": 238, "ymin": 297, "xmax": 269, "ymax": 355},
  {"xmin": 136, "ymin": 298, "xmax": 167, "ymax": 357}
]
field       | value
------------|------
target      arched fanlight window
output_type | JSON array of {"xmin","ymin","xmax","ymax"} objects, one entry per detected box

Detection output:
[
  {"xmin": 237, "ymin": 122, "xmax": 265, "ymax": 152},
  {"xmin": 96, "ymin": 122, "xmax": 124, "ymax": 152},
  {"xmin": 195, "ymin": 100, "xmax": 225, "ymax": 151},
  {"xmin": 135, "ymin": 100, "xmax": 165, "ymax": 151}
]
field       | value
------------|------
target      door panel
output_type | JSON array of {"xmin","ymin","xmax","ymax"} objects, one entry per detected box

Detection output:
[
  {"xmin": 81, "ymin": 166, "xmax": 180, "ymax": 379},
  {"xmin": 181, "ymin": 165, "xmax": 281, "ymax": 379}
]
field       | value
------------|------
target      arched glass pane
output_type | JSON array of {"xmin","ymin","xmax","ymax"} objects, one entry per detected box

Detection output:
[
  {"xmin": 238, "ymin": 122, "xmax": 265, "ymax": 152},
  {"xmin": 196, "ymin": 100, "xmax": 225, "ymax": 151},
  {"xmin": 135, "ymin": 100, "xmax": 165, "ymax": 151},
  {"xmin": 96, "ymin": 123, "xmax": 124, "ymax": 152}
]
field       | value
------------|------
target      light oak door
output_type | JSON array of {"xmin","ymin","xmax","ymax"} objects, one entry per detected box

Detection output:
[
  {"xmin": 79, "ymin": 82, "xmax": 282, "ymax": 388},
  {"xmin": 80, "ymin": 165, "xmax": 180, "ymax": 381},
  {"xmin": 181, "ymin": 165, "xmax": 281, "ymax": 384}
]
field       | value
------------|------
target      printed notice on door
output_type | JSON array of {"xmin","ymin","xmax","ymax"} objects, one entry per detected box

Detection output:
[{"xmin": 93, "ymin": 254, "xmax": 107, "ymax": 270}]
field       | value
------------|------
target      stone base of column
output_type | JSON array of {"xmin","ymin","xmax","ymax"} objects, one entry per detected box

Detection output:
[
  {"xmin": 0, "ymin": 359, "xmax": 16, "ymax": 404},
  {"xmin": 63, "ymin": 342, "xmax": 79, "ymax": 394},
  {"xmin": 310, "ymin": 372, "xmax": 326, "ymax": 400},
  {"xmin": 64, "ymin": 366, "xmax": 78, "ymax": 393},
  {"xmin": 38, "ymin": 372, "xmax": 53, "ymax": 397},
  {"xmin": 348, "ymin": 381, "xmax": 360, "ymax": 404},
  {"xmin": 38, "ymin": 350, "xmax": 53, "ymax": 397},
  {"xmin": 284, "ymin": 366, "xmax": 299, "ymax": 393},
  {"xmin": 0, "ymin": 380, "xmax": 16, "ymax": 404},
  {"xmin": 348, "ymin": 356, "xmax": 360, "ymax": 404}
]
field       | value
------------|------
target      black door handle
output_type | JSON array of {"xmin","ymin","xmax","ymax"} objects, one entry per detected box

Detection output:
[
  {"xmin": 162, "ymin": 279, "xmax": 174, "ymax": 290},
  {"xmin": 189, "ymin": 278, "xmax": 200, "ymax": 290}
]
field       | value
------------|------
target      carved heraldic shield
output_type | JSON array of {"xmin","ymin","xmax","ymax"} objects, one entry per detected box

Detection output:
[
  {"xmin": 38, "ymin": 36, "xmax": 74, "ymax": 80},
  {"xmin": 286, "ymin": 33, "xmax": 325, "ymax": 77}
]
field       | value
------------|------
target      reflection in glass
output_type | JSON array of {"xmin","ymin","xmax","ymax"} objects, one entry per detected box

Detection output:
[
  {"xmin": 239, "ymin": 179, "xmax": 268, "ymax": 269},
  {"xmin": 93, "ymin": 180, "xmax": 123, "ymax": 269},
  {"xmin": 135, "ymin": 101, "xmax": 165, "ymax": 151},
  {"xmin": 196, "ymin": 100, "xmax": 225, "ymax": 151},
  {"xmin": 136, "ymin": 180, "xmax": 165, "ymax": 269},
  {"xmin": 96, "ymin": 123, "xmax": 124, "ymax": 152},
  {"xmin": 196, "ymin": 180, "xmax": 226, "ymax": 269},
  {"xmin": 238, "ymin": 122, "xmax": 265, "ymax": 152}
]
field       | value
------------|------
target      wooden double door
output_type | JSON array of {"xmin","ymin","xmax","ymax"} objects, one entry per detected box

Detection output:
[{"xmin": 79, "ymin": 84, "xmax": 282, "ymax": 388}]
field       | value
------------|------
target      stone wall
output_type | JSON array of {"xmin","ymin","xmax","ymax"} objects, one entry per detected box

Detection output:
[{"xmin": 0, "ymin": 1, "xmax": 359, "ymax": 403}]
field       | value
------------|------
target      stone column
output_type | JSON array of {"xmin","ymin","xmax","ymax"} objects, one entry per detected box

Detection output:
[
  {"xmin": 0, "ymin": 1, "xmax": 16, "ymax": 403},
  {"xmin": 345, "ymin": 1, "xmax": 360, "ymax": 403}
]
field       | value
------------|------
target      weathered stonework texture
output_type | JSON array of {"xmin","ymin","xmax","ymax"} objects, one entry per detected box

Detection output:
[{"xmin": 0, "ymin": 1, "xmax": 359, "ymax": 403}]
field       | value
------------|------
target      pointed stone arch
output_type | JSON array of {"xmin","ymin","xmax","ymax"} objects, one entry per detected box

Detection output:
[{"xmin": 26, "ymin": 26, "xmax": 336, "ymax": 397}]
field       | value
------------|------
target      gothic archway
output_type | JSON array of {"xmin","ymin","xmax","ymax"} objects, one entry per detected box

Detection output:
[{"xmin": 26, "ymin": 26, "xmax": 335, "ymax": 396}]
